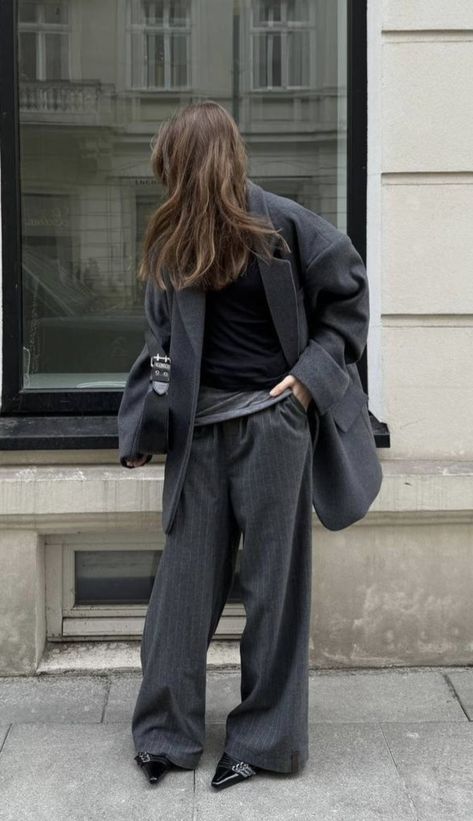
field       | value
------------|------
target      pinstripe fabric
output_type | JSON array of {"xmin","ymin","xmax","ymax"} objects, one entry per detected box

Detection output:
[{"xmin": 131, "ymin": 391, "xmax": 313, "ymax": 774}]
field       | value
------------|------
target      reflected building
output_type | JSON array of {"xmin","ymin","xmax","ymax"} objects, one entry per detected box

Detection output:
[{"xmin": 17, "ymin": 0, "xmax": 347, "ymax": 388}]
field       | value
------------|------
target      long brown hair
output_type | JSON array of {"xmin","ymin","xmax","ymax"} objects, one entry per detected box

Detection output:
[{"xmin": 137, "ymin": 101, "xmax": 290, "ymax": 292}]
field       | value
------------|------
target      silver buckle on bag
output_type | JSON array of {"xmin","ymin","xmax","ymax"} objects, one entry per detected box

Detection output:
[
  {"xmin": 151, "ymin": 353, "xmax": 171, "ymax": 367},
  {"xmin": 151, "ymin": 353, "xmax": 171, "ymax": 395}
]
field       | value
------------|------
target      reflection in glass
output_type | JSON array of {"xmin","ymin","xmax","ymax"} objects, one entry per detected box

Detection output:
[
  {"xmin": 129, "ymin": 0, "xmax": 190, "ymax": 88},
  {"xmin": 75, "ymin": 550, "xmax": 161, "ymax": 605},
  {"xmin": 17, "ymin": 0, "xmax": 347, "ymax": 390},
  {"xmin": 18, "ymin": 1, "xmax": 70, "ymax": 81},
  {"xmin": 74, "ymin": 548, "xmax": 243, "ymax": 606}
]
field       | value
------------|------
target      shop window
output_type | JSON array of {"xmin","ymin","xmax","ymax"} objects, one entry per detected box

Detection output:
[{"xmin": 1, "ymin": 0, "xmax": 386, "ymax": 438}]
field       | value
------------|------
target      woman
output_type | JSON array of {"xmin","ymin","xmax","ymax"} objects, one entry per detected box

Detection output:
[{"xmin": 118, "ymin": 100, "xmax": 381, "ymax": 790}]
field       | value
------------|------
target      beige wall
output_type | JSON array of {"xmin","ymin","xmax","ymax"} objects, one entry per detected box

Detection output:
[{"xmin": 372, "ymin": 1, "xmax": 473, "ymax": 459}]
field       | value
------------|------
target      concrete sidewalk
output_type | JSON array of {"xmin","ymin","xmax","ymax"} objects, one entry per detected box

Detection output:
[{"xmin": 1, "ymin": 667, "xmax": 473, "ymax": 820}]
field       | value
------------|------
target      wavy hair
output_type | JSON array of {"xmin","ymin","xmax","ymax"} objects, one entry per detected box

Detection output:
[{"xmin": 137, "ymin": 100, "xmax": 290, "ymax": 292}]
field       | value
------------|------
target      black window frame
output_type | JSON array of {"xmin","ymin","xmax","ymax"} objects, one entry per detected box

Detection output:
[{"xmin": 0, "ymin": 0, "xmax": 389, "ymax": 449}]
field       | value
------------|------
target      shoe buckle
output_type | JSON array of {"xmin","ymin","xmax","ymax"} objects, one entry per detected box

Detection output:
[
  {"xmin": 232, "ymin": 761, "xmax": 255, "ymax": 777},
  {"xmin": 136, "ymin": 751, "xmax": 152, "ymax": 764}
]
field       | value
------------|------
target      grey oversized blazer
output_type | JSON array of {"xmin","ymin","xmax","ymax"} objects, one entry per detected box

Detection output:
[{"xmin": 118, "ymin": 178, "xmax": 383, "ymax": 534}]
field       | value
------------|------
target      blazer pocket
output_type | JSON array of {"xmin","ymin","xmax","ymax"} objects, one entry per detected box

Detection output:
[{"xmin": 330, "ymin": 380, "xmax": 369, "ymax": 433}]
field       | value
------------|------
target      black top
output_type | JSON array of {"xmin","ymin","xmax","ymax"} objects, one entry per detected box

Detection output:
[{"xmin": 199, "ymin": 253, "xmax": 289, "ymax": 390}]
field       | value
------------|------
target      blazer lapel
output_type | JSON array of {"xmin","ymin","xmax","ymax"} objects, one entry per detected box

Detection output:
[{"xmin": 174, "ymin": 177, "xmax": 300, "ymax": 369}]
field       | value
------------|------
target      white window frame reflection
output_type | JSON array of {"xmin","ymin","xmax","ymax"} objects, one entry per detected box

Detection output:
[
  {"xmin": 18, "ymin": 0, "xmax": 71, "ymax": 82},
  {"xmin": 126, "ymin": 0, "xmax": 191, "ymax": 90},
  {"xmin": 250, "ymin": 0, "xmax": 315, "ymax": 90}
]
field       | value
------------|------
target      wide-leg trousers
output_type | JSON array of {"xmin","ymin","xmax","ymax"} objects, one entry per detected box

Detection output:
[{"xmin": 131, "ymin": 390, "xmax": 314, "ymax": 774}]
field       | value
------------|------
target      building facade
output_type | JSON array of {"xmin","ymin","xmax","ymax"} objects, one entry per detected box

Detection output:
[{"xmin": 0, "ymin": 0, "xmax": 471, "ymax": 675}]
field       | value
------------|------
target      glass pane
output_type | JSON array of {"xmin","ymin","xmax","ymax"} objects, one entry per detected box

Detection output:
[
  {"xmin": 44, "ymin": 33, "xmax": 69, "ymax": 80},
  {"xmin": 145, "ymin": 33, "xmax": 165, "ymax": 87},
  {"xmin": 169, "ymin": 1, "xmax": 189, "ymax": 26},
  {"xmin": 74, "ymin": 549, "xmax": 243, "ymax": 606},
  {"xmin": 44, "ymin": 2, "xmax": 69, "ymax": 24},
  {"xmin": 253, "ymin": 33, "xmax": 282, "ymax": 88},
  {"xmin": 18, "ymin": 32, "xmax": 37, "ymax": 81},
  {"xmin": 142, "ymin": 1, "xmax": 165, "ymax": 25},
  {"xmin": 19, "ymin": 2, "xmax": 38, "ymax": 23},
  {"xmin": 171, "ymin": 34, "xmax": 187, "ymax": 86},
  {"xmin": 288, "ymin": 30, "xmax": 309, "ymax": 86},
  {"xmin": 131, "ymin": 31, "xmax": 143, "ymax": 86},
  {"xmin": 75, "ymin": 550, "xmax": 161, "ymax": 605},
  {"xmin": 253, "ymin": 34, "xmax": 266, "ymax": 88},
  {"xmin": 270, "ymin": 33, "xmax": 282, "ymax": 86},
  {"xmin": 17, "ymin": 0, "xmax": 347, "ymax": 391},
  {"xmin": 286, "ymin": 0, "xmax": 309, "ymax": 23}
]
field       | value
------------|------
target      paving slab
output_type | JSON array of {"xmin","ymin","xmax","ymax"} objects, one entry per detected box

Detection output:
[
  {"xmin": 309, "ymin": 670, "xmax": 466, "ymax": 722},
  {"xmin": 194, "ymin": 722, "xmax": 416, "ymax": 821},
  {"xmin": 1, "ymin": 671, "xmax": 473, "ymax": 820},
  {"xmin": 104, "ymin": 671, "xmax": 241, "ymax": 724},
  {"xmin": 0, "ymin": 722, "xmax": 194, "ymax": 821},
  {"xmin": 382, "ymin": 722, "xmax": 473, "ymax": 820},
  {"xmin": 0, "ymin": 676, "xmax": 108, "ymax": 723},
  {"xmin": 446, "ymin": 670, "xmax": 473, "ymax": 719},
  {"xmin": 103, "ymin": 674, "xmax": 140, "ymax": 722}
]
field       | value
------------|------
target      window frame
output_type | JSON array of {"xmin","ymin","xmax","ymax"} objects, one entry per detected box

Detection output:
[
  {"xmin": 45, "ymin": 532, "xmax": 246, "ymax": 641},
  {"xmin": 250, "ymin": 0, "xmax": 316, "ymax": 91},
  {"xmin": 18, "ymin": 0, "xmax": 71, "ymax": 82},
  {"xmin": 126, "ymin": 0, "xmax": 192, "ymax": 91},
  {"xmin": 0, "ymin": 0, "xmax": 389, "ymax": 448}
]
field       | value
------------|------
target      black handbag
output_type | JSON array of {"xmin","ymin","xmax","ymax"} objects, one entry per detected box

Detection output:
[{"xmin": 136, "ymin": 327, "xmax": 171, "ymax": 455}]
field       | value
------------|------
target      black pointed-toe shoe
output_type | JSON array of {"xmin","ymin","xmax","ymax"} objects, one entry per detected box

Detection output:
[
  {"xmin": 134, "ymin": 751, "xmax": 173, "ymax": 784},
  {"xmin": 211, "ymin": 752, "xmax": 258, "ymax": 790}
]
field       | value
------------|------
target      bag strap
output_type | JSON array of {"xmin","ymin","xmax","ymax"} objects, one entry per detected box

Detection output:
[{"xmin": 144, "ymin": 326, "xmax": 167, "ymax": 360}]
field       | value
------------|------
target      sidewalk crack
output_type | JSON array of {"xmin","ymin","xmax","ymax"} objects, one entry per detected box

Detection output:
[
  {"xmin": 0, "ymin": 724, "xmax": 13, "ymax": 757},
  {"xmin": 443, "ymin": 672, "xmax": 471, "ymax": 720},
  {"xmin": 100, "ymin": 675, "xmax": 113, "ymax": 723},
  {"xmin": 379, "ymin": 723, "xmax": 419, "ymax": 821}
]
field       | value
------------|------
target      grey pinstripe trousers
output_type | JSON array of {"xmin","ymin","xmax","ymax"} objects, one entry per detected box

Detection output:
[{"xmin": 131, "ymin": 390, "xmax": 314, "ymax": 774}]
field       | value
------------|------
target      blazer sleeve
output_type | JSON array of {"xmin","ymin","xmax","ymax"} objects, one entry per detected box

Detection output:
[
  {"xmin": 289, "ymin": 230, "xmax": 369, "ymax": 416},
  {"xmin": 117, "ymin": 278, "xmax": 172, "ymax": 468}
]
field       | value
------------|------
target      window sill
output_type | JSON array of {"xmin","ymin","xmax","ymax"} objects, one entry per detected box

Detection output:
[
  {"xmin": 0, "ymin": 415, "xmax": 118, "ymax": 450},
  {"xmin": 0, "ymin": 413, "xmax": 390, "ymax": 450}
]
